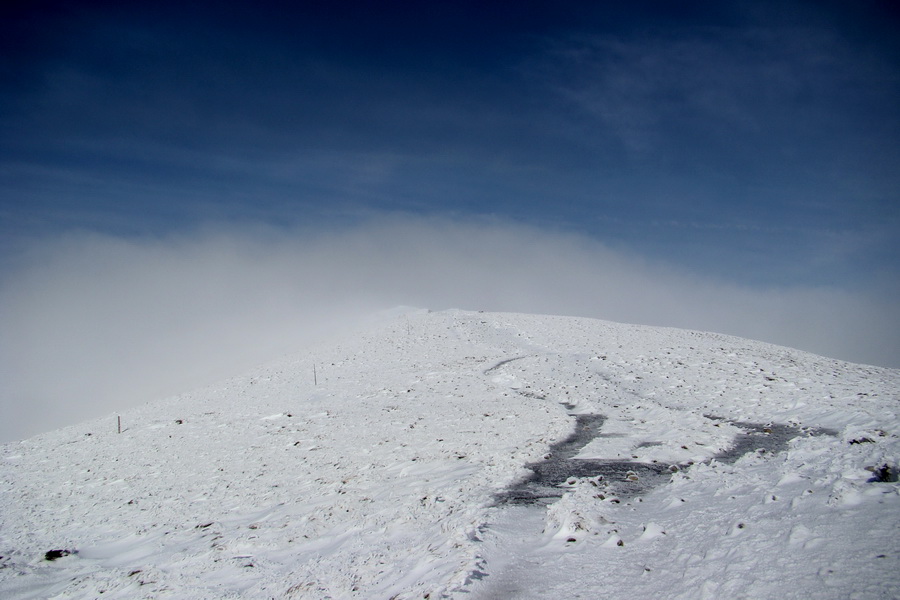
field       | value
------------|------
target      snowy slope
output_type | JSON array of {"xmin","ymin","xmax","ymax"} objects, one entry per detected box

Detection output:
[{"xmin": 1, "ymin": 309, "xmax": 897, "ymax": 599}]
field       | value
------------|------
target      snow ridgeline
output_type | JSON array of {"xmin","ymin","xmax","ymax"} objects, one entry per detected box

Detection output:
[{"xmin": 1, "ymin": 309, "xmax": 897, "ymax": 599}]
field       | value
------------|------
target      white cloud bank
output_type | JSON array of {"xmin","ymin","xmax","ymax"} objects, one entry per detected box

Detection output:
[{"xmin": 1, "ymin": 216, "xmax": 897, "ymax": 443}]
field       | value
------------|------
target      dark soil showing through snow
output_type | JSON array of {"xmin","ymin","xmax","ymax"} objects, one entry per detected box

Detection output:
[
  {"xmin": 497, "ymin": 413, "xmax": 837, "ymax": 506},
  {"xmin": 496, "ymin": 414, "xmax": 672, "ymax": 505},
  {"xmin": 707, "ymin": 417, "xmax": 837, "ymax": 464}
]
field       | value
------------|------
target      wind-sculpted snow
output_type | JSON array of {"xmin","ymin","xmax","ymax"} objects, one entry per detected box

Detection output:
[{"xmin": 1, "ymin": 309, "xmax": 897, "ymax": 599}]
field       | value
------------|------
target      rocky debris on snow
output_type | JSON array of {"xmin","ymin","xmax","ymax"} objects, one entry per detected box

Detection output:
[
  {"xmin": 44, "ymin": 549, "xmax": 75, "ymax": 561},
  {"xmin": 867, "ymin": 464, "xmax": 898, "ymax": 483}
]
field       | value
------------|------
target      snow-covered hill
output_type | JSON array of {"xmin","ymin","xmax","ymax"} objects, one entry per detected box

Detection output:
[{"xmin": 1, "ymin": 309, "xmax": 897, "ymax": 599}]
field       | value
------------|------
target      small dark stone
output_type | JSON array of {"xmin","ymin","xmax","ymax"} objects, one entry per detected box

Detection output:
[
  {"xmin": 870, "ymin": 464, "xmax": 898, "ymax": 483},
  {"xmin": 175, "ymin": 419, "xmax": 183, "ymax": 424},
  {"xmin": 44, "ymin": 549, "xmax": 72, "ymax": 561}
]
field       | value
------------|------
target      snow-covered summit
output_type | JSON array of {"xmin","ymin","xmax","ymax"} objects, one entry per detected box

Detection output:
[{"xmin": 1, "ymin": 310, "xmax": 897, "ymax": 599}]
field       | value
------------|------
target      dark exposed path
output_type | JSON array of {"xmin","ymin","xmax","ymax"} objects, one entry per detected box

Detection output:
[
  {"xmin": 707, "ymin": 417, "xmax": 837, "ymax": 463},
  {"xmin": 496, "ymin": 412, "xmax": 836, "ymax": 506},
  {"xmin": 496, "ymin": 413, "xmax": 671, "ymax": 505}
]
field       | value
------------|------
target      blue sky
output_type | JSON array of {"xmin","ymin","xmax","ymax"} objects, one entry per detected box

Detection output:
[
  {"xmin": 3, "ymin": 0, "xmax": 897, "ymax": 284},
  {"xmin": 1, "ymin": 1, "xmax": 899, "ymax": 440}
]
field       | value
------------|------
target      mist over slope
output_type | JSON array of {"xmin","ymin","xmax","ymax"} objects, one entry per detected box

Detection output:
[
  {"xmin": 1, "ymin": 309, "xmax": 897, "ymax": 599},
  {"xmin": 2, "ymin": 220, "xmax": 898, "ymax": 443}
]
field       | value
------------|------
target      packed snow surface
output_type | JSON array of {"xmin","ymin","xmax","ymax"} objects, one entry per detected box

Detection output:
[{"xmin": 1, "ymin": 309, "xmax": 898, "ymax": 599}]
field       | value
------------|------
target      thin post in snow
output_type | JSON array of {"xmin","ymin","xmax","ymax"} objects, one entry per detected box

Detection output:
[
  {"xmin": 406, "ymin": 316, "xmax": 411, "ymax": 336},
  {"xmin": 313, "ymin": 363, "xmax": 318, "ymax": 386},
  {"xmin": 117, "ymin": 415, "xmax": 122, "ymax": 434}
]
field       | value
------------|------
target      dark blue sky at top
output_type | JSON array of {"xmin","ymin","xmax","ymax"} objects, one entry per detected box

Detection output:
[{"xmin": 1, "ymin": 0, "xmax": 899, "ymax": 287}]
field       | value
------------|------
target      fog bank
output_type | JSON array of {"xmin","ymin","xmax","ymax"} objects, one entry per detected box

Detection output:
[{"xmin": 1, "ymin": 217, "xmax": 896, "ymax": 442}]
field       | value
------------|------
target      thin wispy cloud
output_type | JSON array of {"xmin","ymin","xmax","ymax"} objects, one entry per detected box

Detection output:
[
  {"xmin": 1, "ymin": 217, "xmax": 896, "ymax": 443},
  {"xmin": 535, "ymin": 21, "xmax": 899, "ymax": 183}
]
